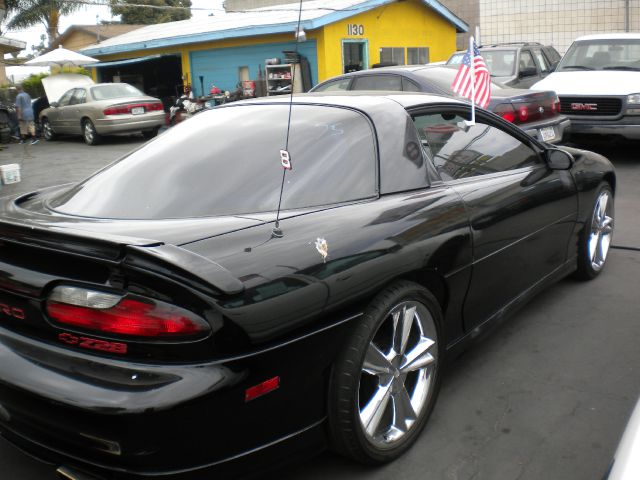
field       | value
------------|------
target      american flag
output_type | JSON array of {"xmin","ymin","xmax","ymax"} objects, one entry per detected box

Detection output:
[{"xmin": 451, "ymin": 43, "xmax": 491, "ymax": 108}]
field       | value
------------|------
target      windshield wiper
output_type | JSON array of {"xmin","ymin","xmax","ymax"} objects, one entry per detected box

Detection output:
[
  {"xmin": 560, "ymin": 65, "xmax": 594, "ymax": 70},
  {"xmin": 602, "ymin": 66, "xmax": 640, "ymax": 71}
]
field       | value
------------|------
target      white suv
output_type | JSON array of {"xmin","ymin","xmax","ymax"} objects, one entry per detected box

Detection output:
[{"xmin": 531, "ymin": 33, "xmax": 640, "ymax": 140}]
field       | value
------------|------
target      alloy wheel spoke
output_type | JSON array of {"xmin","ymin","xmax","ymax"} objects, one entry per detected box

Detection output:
[
  {"xmin": 588, "ymin": 233, "xmax": 599, "ymax": 262},
  {"xmin": 392, "ymin": 305, "xmax": 416, "ymax": 355},
  {"xmin": 601, "ymin": 216, "xmax": 613, "ymax": 234},
  {"xmin": 391, "ymin": 385, "xmax": 417, "ymax": 432},
  {"xmin": 363, "ymin": 343, "xmax": 394, "ymax": 376},
  {"xmin": 361, "ymin": 384, "xmax": 392, "ymax": 436},
  {"xmin": 598, "ymin": 194, "xmax": 608, "ymax": 221},
  {"xmin": 401, "ymin": 337, "xmax": 436, "ymax": 372}
]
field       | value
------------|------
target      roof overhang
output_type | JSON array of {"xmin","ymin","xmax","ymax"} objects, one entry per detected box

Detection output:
[
  {"xmin": 90, "ymin": 53, "xmax": 178, "ymax": 68},
  {"xmin": 82, "ymin": 0, "xmax": 467, "ymax": 57},
  {"xmin": 0, "ymin": 36, "xmax": 26, "ymax": 54}
]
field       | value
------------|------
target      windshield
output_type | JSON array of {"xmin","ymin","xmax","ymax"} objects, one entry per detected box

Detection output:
[
  {"xmin": 558, "ymin": 39, "xmax": 640, "ymax": 71},
  {"xmin": 48, "ymin": 104, "xmax": 377, "ymax": 219},
  {"xmin": 413, "ymin": 68, "xmax": 506, "ymax": 96},
  {"xmin": 90, "ymin": 83, "xmax": 144, "ymax": 100},
  {"xmin": 480, "ymin": 50, "xmax": 517, "ymax": 77}
]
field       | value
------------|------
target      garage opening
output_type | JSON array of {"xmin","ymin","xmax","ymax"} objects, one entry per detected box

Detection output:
[{"xmin": 93, "ymin": 54, "xmax": 182, "ymax": 110}]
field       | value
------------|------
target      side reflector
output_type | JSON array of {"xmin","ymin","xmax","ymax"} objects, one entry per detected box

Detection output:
[{"xmin": 245, "ymin": 376, "xmax": 280, "ymax": 402}]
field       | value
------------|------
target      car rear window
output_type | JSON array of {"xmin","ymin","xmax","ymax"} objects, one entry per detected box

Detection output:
[
  {"xmin": 91, "ymin": 84, "xmax": 144, "ymax": 100},
  {"xmin": 412, "ymin": 68, "xmax": 507, "ymax": 96},
  {"xmin": 48, "ymin": 104, "xmax": 377, "ymax": 219}
]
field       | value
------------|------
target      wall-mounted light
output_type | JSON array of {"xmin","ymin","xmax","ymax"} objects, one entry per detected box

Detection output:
[{"xmin": 295, "ymin": 28, "xmax": 306, "ymax": 42}]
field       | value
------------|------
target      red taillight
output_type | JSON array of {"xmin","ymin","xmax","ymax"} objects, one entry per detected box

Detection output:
[
  {"xmin": 46, "ymin": 286, "xmax": 210, "ymax": 338},
  {"xmin": 103, "ymin": 102, "xmax": 163, "ymax": 116},
  {"xmin": 493, "ymin": 103, "xmax": 516, "ymax": 123},
  {"xmin": 517, "ymin": 105, "xmax": 529, "ymax": 122}
]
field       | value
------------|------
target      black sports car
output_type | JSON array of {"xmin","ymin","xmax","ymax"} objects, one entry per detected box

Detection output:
[
  {"xmin": 0, "ymin": 93, "xmax": 614, "ymax": 480},
  {"xmin": 311, "ymin": 65, "xmax": 571, "ymax": 145}
]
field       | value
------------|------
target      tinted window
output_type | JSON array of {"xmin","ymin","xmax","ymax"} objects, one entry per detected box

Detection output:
[
  {"xmin": 57, "ymin": 89, "xmax": 74, "ymax": 107},
  {"xmin": 412, "ymin": 111, "xmax": 541, "ymax": 181},
  {"xmin": 412, "ymin": 67, "xmax": 506, "ymax": 96},
  {"xmin": 313, "ymin": 78, "xmax": 351, "ymax": 92},
  {"xmin": 402, "ymin": 77, "xmax": 421, "ymax": 92},
  {"xmin": 69, "ymin": 89, "xmax": 87, "ymax": 105},
  {"xmin": 481, "ymin": 50, "xmax": 516, "ymax": 76},
  {"xmin": 90, "ymin": 84, "xmax": 143, "ymax": 100},
  {"xmin": 533, "ymin": 49, "xmax": 550, "ymax": 72},
  {"xmin": 352, "ymin": 75, "xmax": 403, "ymax": 91},
  {"xmin": 49, "ymin": 105, "xmax": 377, "ymax": 219},
  {"xmin": 519, "ymin": 50, "xmax": 537, "ymax": 71}
]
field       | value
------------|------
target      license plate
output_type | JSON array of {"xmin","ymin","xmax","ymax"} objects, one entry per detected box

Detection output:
[
  {"xmin": 540, "ymin": 126, "xmax": 555, "ymax": 142},
  {"xmin": 131, "ymin": 107, "xmax": 144, "ymax": 115}
]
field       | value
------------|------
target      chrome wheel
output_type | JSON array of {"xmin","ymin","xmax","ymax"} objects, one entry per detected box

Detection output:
[
  {"xmin": 588, "ymin": 189, "xmax": 613, "ymax": 272},
  {"xmin": 83, "ymin": 120, "xmax": 99, "ymax": 145},
  {"xmin": 42, "ymin": 119, "xmax": 54, "ymax": 141},
  {"xmin": 358, "ymin": 300, "xmax": 438, "ymax": 448}
]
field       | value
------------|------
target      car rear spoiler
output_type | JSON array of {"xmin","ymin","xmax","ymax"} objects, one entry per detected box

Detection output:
[{"xmin": 0, "ymin": 219, "xmax": 244, "ymax": 295}]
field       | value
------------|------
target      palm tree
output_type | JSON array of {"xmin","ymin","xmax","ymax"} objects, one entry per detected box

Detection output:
[{"xmin": 5, "ymin": 0, "xmax": 88, "ymax": 44}]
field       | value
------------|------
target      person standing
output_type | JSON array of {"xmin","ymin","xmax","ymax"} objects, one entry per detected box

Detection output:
[{"xmin": 15, "ymin": 85, "xmax": 38, "ymax": 145}]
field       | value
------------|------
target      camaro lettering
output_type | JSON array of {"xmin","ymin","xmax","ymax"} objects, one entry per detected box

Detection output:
[
  {"xmin": 0, "ymin": 303, "xmax": 25, "ymax": 320},
  {"xmin": 58, "ymin": 333, "xmax": 127, "ymax": 354},
  {"xmin": 571, "ymin": 103, "xmax": 598, "ymax": 111}
]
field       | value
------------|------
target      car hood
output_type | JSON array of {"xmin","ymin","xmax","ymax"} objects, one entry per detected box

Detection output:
[
  {"xmin": 530, "ymin": 71, "xmax": 640, "ymax": 95},
  {"xmin": 41, "ymin": 73, "xmax": 94, "ymax": 103}
]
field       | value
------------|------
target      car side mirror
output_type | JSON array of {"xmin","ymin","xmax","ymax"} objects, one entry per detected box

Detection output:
[
  {"xmin": 546, "ymin": 149, "xmax": 573, "ymax": 170},
  {"xmin": 519, "ymin": 67, "xmax": 537, "ymax": 78},
  {"xmin": 49, "ymin": 102, "xmax": 59, "ymax": 108}
]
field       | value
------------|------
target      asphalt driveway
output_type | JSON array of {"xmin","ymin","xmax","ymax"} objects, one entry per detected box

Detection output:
[{"xmin": 0, "ymin": 135, "xmax": 637, "ymax": 480}]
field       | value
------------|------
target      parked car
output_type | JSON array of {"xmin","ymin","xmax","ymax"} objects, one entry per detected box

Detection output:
[
  {"xmin": 531, "ymin": 33, "xmax": 640, "ymax": 141},
  {"xmin": 604, "ymin": 399, "xmax": 640, "ymax": 480},
  {"xmin": 447, "ymin": 42, "xmax": 562, "ymax": 88},
  {"xmin": 0, "ymin": 93, "xmax": 614, "ymax": 480},
  {"xmin": 39, "ymin": 74, "xmax": 165, "ymax": 145},
  {"xmin": 311, "ymin": 65, "xmax": 570, "ymax": 144}
]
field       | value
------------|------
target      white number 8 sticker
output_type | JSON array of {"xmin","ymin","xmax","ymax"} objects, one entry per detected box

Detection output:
[{"xmin": 280, "ymin": 149, "xmax": 292, "ymax": 170}]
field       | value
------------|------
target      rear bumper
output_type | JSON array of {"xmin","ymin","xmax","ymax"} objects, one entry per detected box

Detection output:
[
  {"xmin": 0, "ymin": 322, "xmax": 341, "ymax": 478},
  {"xmin": 94, "ymin": 113, "xmax": 165, "ymax": 135},
  {"xmin": 522, "ymin": 117, "xmax": 571, "ymax": 144}
]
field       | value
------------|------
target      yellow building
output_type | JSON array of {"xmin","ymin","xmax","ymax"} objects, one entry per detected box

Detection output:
[{"xmin": 82, "ymin": 0, "xmax": 466, "ymax": 99}]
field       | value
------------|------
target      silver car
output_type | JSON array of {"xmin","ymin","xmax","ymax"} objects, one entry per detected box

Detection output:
[{"xmin": 40, "ymin": 83, "xmax": 166, "ymax": 145}]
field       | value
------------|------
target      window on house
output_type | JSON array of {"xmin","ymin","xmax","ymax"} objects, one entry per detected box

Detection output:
[
  {"xmin": 407, "ymin": 47, "xmax": 429, "ymax": 64},
  {"xmin": 380, "ymin": 47, "xmax": 405, "ymax": 65}
]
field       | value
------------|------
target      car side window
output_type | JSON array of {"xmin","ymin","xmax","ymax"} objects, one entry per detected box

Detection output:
[
  {"xmin": 519, "ymin": 50, "xmax": 537, "ymax": 72},
  {"xmin": 402, "ymin": 78, "xmax": 421, "ymax": 92},
  {"xmin": 532, "ymin": 49, "xmax": 550, "ymax": 72},
  {"xmin": 313, "ymin": 78, "xmax": 351, "ymax": 92},
  {"xmin": 69, "ymin": 89, "xmax": 87, "ymax": 105},
  {"xmin": 412, "ymin": 111, "xmax": 542, "ymax": 181},
  {"xmin": 58, "ymin": 89, "xmax": 75, "ymax": 107},
  {"xmin": 351, "ymin": 75, "xmax": 403, "ymax": 91}
]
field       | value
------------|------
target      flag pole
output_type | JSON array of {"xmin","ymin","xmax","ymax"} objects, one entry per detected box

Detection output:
[{"xmin": 469, "ymin": 35, "xmax": 476, "ymax": 125}]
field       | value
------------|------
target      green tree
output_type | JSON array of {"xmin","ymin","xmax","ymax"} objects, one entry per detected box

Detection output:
[
  {"xmin": 4, "ymin": 0, "xmax": 88, "ymax": 44},
  {"xmin": 110, "ymin": 0, "xmax": 192, "ymax": 25}
]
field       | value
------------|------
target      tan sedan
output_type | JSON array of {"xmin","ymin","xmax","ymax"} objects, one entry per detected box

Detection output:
[{"xmin": 40, "ymin": 83, "xmax": 166, "ymax": 145}]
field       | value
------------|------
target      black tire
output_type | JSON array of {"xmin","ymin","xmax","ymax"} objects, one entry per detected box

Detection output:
[
  {"xmin": 82, "ymin": 119, "xmax": 101, "ymax": 146},
  {"xmin": 328, "ymin": 280, "xmax": 442, "ymax": 464},
  {"xmin": 142, "ymin": 127, "xmax": 160, "ymax": 140},
  {"xmin": 42, "ymin": 118, "xmax": 56, "ymax": 141},
  {"xmin": 575, "ymin": 182, "xmax": 614, "ymax": 280}
]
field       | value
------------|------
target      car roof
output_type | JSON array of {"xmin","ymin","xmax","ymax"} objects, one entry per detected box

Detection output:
[
  {"xmin": 236, "ymin": 91, "xmax": 464, "ymax": 110},
  {"xmin": 574, "ymin": 33, "xmax": 640, "ymax": 41}
]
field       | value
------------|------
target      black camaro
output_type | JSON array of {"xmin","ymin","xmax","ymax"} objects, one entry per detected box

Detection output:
[{"xmin": 0, "ymin": 93, "xmax": 614, "ymax": 479}]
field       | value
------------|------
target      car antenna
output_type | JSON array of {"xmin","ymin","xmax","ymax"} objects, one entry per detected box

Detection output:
[{"xmin": 272, "ymin": 0, "xmax": 304, "ymax": 239}]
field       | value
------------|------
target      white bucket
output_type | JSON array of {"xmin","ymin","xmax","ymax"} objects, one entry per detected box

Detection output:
[{"xmin": 0, "ymin": 164, "xmax": 21, "ymax": 184}]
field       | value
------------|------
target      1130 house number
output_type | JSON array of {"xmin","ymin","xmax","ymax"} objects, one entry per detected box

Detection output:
[{"xmin": 347, "ymin": 24, "xmax": 365, "ymax": 35}]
